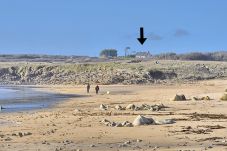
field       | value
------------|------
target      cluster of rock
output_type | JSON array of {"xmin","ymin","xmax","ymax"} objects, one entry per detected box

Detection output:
[
  {"xmin": 193, "ymin": 96, "xmax": 211, "ymax": 101},
  {"xmin": 101, "ymin": 115, "xmax": 175, "ymax": 127},
  {"xmin": 173, "ymin": 94, "xmax": 212, "ymax": 101},
  {"xmin": 100, "ymin": 103, "xmax": 166, "ymax": 111},
  {"xmin": 100, "ymin": 119, "xmax": 133, "ymax": 127}
]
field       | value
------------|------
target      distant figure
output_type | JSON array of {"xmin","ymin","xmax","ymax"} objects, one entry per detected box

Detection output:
[
  {"xmin": 95, "ymin": 85, "xmax": 100, "ymax": 94},
  {"xmin": 86, "ymin": 83, "xmax": 90, "ymax": 93}
]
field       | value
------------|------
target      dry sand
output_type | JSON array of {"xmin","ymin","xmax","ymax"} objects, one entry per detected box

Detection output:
[{"xmin": 1, "ymin": 80, "xmax": 227, "ymax": 151}]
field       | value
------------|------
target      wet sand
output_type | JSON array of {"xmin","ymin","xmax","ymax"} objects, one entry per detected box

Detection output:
[{"xmin": 0, "ymin": 80, "xmax": 227, "ymax": 151}]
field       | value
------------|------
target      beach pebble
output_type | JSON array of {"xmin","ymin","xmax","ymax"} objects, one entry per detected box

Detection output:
[
  {"xmin": 151, "ymin": 104, "xmax": 165, "ymax": 111},
  {"xmin": 42, "ymin": 141, "xmax": 47, "ymax": 144},
  {"xmin": 137, "ymin": 139, "xmax": 142, "ymax": 142},
  {"xmin": 18, "ymin": 132, "xmax": 23, "ymax": 137},
  {"xmin": 134, "ymin": 106, "xmax": 141, "ymax": 111},
  {"xmin": 100, "ymin": 104, "xmax": 108, "ymax": 110},
  {"xmin": 90, "ymin": 144, "xmax": 95, "ymax": 147},
  {"xmin": 155, "ymin": 119, "xmax": 175, "ymax": 125},
  {"xmin": 119, "ymin": 144, "xmax": 127, "ymax": 147},
  {"xmin": 101, "ymin": 119, "xmax": 133, "ymax": 127},
  {"xmin": 115, "ymin": 105, "xmax": 124, "ymax": 110},
  {"xmin": 124, "ymin": 141, "xmax": 131, "ymax": 145},
  {"xmin": 207, "ymin": 145, "xmax": 213, "ymax": 149},
  {"xmin": 126, "ymin": 104, "xmax": 136, "ymax": 110},
  {"xmin": 115, "ymin": 123, "xmax": 123, "ymax": 127},
  {"xmin": 122, "ymin": 121, "xmax": 133, "ymax": 127},
  {"xmin": 63, "ymin": 140, "xmax": 71, "ymax": 144},
  {"xmin": 4, "ymin": 137, "xmax": 12, "ymax": 141},
  {"xmin": 24, "ymin": 132, "xmax": 32, "ymax": 136},
  {"xmin": 222, "ymin": 140, "xmax": 227, "ymax": 143},
  {"xmin": 101, "ymin": 119, "xmax": 111, "ymax": 125},
  {"xmin": 132, "ymin": 115, "xmax": 155, "ymax": 126},
  {"xmin": 74, "ymin": 108, "xmax": 81, "ymax": 112}
]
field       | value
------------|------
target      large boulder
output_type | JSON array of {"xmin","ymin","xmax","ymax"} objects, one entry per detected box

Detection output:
[
  {"xmin": 173, "ymin": 94, "xmax": 187, "ymax": 101},
  {"xmin": 132, "ymin": 115, "xmax": 155, "ymax": 126}
]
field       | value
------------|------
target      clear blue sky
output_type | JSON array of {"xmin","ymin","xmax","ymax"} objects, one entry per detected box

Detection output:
[{"xmin": 0, "ymin": 0, "xmax": 227, "ymax": 56}]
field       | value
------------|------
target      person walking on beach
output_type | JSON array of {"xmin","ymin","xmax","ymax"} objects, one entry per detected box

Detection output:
[
  {"xmin": 95, "ymin": 85, "xmax": 100, "ymax": 94},
  {"xmin": 86, "ymin": 83, "xmax": 90, "ymax": 93}
]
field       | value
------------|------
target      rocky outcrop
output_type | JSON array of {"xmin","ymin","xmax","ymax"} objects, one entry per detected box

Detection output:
[{"xmin": 0, "ymin": 61, "xmax": 226, "ymax": 85}]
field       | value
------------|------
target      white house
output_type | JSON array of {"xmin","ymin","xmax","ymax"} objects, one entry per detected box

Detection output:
[{"xmin": 135, "ymin": 51, "xmax": 151, "ymax": 59}]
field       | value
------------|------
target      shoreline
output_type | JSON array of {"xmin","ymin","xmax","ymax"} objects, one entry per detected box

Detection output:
[{"xmin": 0, "ymin": 86, "xmax": 82, "ymax": 113}]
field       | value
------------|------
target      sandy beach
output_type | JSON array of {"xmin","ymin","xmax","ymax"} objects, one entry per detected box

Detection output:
[{"xmin": 0, "ymin": 79, "xmax": 226, "ymax": 151}]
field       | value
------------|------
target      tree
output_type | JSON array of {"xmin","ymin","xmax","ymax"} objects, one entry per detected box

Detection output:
[{"xmin": 100, "ymin": 49, "xmax": 118, "ymax": 58}]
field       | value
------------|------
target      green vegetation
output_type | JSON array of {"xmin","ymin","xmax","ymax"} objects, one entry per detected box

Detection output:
[
  {"xmin": 0, "ymin": 54, "xmax": 71, "ymax": 59},
  {"xmin": 154, "ymin": 51, "xmax": 227, "ymax": 61},
  {"xmin": 99, "ymin": 49, "xmax": 118, "ymax": 58}
]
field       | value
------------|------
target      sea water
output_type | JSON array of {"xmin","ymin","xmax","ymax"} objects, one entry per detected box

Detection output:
[{"xmin": 0, "ymin": 86, "xmax": 74, "ymax": 113}]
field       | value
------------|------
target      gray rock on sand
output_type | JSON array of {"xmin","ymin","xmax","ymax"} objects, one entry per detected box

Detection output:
[
  {"xmin": 134, "ymin": 106, "xmax": 141, "ymax": 111},
  {"xmin": 101, "ymin": 119, "xmax": 117, "ymax": 127},
  {"xmin": 115, "ymin": 105, "xmax": 125, "ymax": 110},
  {"xmin": 155, "ymin": 119, "xmax": 175, "ymax": 125},
  {"xmin": 124, "ymin": 141, "xmax": 131, "ymax": 145},
  {"xmin": 101, "ymin": 119, "xmax": 133, "ymax": 127},
  {"xmin": 101, "ymin": 119, "xmax": 111, "ymax": 126},
  {"xmin": 18, "ymin": 132, "xmax": 23, "ymax": 137},
  {"xmin": 74, "ymin": 108, "xmax": 81, "ymax": 112},
  {"xmin": 115, "ymin": 123, "xmax": 123, "ymax": 127},
  {"xmin": 126, "ymin": 104, "xmax": 136, "ymax": 110},
  {"xmin": 140, "ymin": 104, "xmax": 151, "ymax": 110},
  {"xmin": 122, "ymin": 121, "xmax": 133, "ymax": 127},
  {"xmin": 193, "ymin": 96, "xmax": 211, "ymax": 101},
  {"xmin": 151, "ymin": 104, "xmax": 165, "ymax": 111},
  {"xmin": 132, "ymin": 115, "xmax": 155, "ymax": 126},
  {"xmin": 173, "ymin": 94, "xmax": 187, "ymax": 101},
  {"xmin": 119, "ymin": 144, "xmax": 127, "ymax": 148},
  {"xmin": 100, "ymin": 104, "xmax": 108, "ymax": 110}
]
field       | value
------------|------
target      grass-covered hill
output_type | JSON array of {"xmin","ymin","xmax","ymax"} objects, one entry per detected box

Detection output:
[{"xmin": 0, "ymin": 60, "xmax": 226, "ymax": 85}]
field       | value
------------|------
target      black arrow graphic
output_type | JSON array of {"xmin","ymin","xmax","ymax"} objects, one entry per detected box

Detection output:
[{"xmin": 137, "ymin": 27, "xmax": 147, "ymax": 45}]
